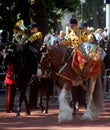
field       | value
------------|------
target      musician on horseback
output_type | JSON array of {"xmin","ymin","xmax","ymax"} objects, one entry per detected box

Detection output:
[
  {"xmin": 23, "ymin": 22, "xmax": 43, "ymax": 110},
  {"xmin": 22, "ymin": 22, "xmax": 43, "ymax": 64},
  {"xmin": 24, "ymin": 22, "xmax": 42, "ymax": 47},
  {"xmin": 67, "ymin": 19, "xmax": 96, "ymax": 47},
  {"xmin": 66, "ymin": 18, "xmax": 82, "ymax": 48},
  {"xmin": 79, "ymin": 21, "xmax": 97, "ymax": 44}
]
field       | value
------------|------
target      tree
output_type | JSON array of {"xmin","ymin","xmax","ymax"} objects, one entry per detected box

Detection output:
[
  {"xmin": 0, "ymin": 0, "xmax": 106, "ymax": 37},
  {"xmin": 0, "ymin": 0, "xmax": 30, "ymax": 40},
  {"xmin": 28, "ymin": 0, "xmax": 48, "ymax": 35},
  {"xmin": 83, "ymin": 0, "xmax": 105, "ymax": 29}
]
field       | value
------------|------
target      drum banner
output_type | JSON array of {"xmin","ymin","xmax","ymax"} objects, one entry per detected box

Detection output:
[{"xmin": 72, "ymin": 43, "xmax": 102, "ymax": 78}]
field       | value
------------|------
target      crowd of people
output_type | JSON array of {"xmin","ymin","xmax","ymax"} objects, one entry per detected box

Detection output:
[
  {"xmin": 0, "ymin": 16, "xmax": 110, "ymax": 114},
  {"xmin": 56, "ymin": 18, "xmax": 109, "ymax": 50}
]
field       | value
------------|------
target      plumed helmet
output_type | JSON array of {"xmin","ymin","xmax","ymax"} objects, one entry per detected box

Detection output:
[
  {"xmin": 70, "ymin": 18, "xmax": 78, "ymax": 25},
  {"xmin": 29, "ymin": 22, "xmax": 38, "ymax": 29}
]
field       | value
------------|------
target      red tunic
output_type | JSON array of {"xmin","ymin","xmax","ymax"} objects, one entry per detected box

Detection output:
[{"xmin": 4, "ymin": 64, "xmax": 16, "ymax": 85}]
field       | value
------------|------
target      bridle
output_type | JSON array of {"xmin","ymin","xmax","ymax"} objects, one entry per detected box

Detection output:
[
  {"xmin": 39, "ymin": 49, "xmax": 53, "ymax": 78},
  {"xmin": 39, "ymin": 45, "xmax": 86, "ymax": 87},
  {"xmin": 39, "ymin": 45, "xmax": 73, "ymax": 81},
  {"xmin": 2, "ymin": 43, "xmax": 23, "ymax": 72}
]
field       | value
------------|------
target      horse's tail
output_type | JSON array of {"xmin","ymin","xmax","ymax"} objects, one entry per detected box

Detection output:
[{"xmin": 93, "ymin": 76, "xmax": 104, "ymax": 111}]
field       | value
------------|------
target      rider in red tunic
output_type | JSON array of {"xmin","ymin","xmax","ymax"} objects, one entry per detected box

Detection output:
[{"xmin": 4, "ymin": 64, "xmax": 16, "ymax": 113}]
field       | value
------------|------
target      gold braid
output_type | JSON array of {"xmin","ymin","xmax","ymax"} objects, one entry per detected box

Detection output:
[{"xmin": 28, "ymin": 32, "xmax": 42, "ymax": 43}]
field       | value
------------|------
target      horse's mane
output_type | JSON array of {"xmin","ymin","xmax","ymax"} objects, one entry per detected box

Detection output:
[
  {"xmin": 44, "ymin": 33, "xmax": 62, "ymax": 47},
  {"xmin": 46, "ymin": 45, "xmax": 73, "ymax": 68}
]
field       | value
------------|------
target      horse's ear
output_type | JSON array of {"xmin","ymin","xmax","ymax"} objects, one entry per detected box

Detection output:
[
  {"xmin": 40, "ymin": 43, "xmax": 47, "ymax": 52},
  {"xmin": 42, "ymin": 43, "xmax": 47, "ymax": 49},
  {"xmin": 45, "ymin": 43, "xmax": 47, "ymax": 49}
]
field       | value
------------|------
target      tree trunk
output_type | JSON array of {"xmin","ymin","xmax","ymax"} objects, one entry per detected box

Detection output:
[
  {"xmin": 28, "ymin": 0, "xmax": 48, "ymax": 36},
  {"xmin": 92, "ymin": 0, "xmax": 99, "ymax": 29}
]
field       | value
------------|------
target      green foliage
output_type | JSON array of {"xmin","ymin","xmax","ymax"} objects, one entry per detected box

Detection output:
[
  {"xmin": 0, "ymin": 0, "xmax": 106, "ymax": 35},
  {"xmin": 0, "ymin": 0, "xmax": 29, "ymax": 32},
  {"xmin": 55, "ymin": 0, "xmax": 80, "ymax": 11}
]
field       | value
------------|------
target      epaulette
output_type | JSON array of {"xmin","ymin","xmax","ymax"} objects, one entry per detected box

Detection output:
[{"xmin": 28, "ymin": 32, "xmax": 42, "ymax": 43}]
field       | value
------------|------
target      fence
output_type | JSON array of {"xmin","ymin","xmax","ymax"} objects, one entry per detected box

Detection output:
[
  {"xmin": 0, "ymin": 72, "xmax": 6, "ymax": 92},
  {"xmin": 0, "ymin": 69, "xmax": 110, "ymax": 101},
  {"xmin": 103, "ymin": 68, "xmax": 110, "ymax": 99}
]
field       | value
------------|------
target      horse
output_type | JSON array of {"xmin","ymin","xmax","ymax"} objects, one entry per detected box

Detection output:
[
  {"xmin": 43, "ymin": 33, "xmax": 87, "ymax": 116},
  {"xmin": 28, "ymin": 75, "xmax": 54, "ymax": 114},
  {"xmin": 2, "ymin": 41, "xmax": 41, "ymax": 116},
  {"xmin": 38, "ymin": 43, "xmax": 103, "ymax": 123}
]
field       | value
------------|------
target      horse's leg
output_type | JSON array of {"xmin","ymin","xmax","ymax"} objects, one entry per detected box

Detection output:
[
  {"xmin": 91, "ymin": 76, "xmax": 103, "ymax": 118},
  {"xmin": 58, "ymin": 84, "xmax": 73, "ymax": 123},
  {"xmin": 29, "ymin": 79, "xmax": 38, "ymax": 109},
  {"xmin": 81, "ymin": 77, "xmax": 97, "ymax": 120},
  {"xmin": 15, "ymin": 90, "xmax": 23, "ymax": 117},
  {"xmin": 39, "ymin": 89, "xmax": 45, "ymax": 113},
  {"xmin": 22, "ymin": 90, "xmax": 30, "ymax": 116},
  {"xmin": 44, "ymin": 78, "xmax": 54, "ymax": 114},
  {"xmin": 15, "ymin": 89, "xmax": 30, "ymax": 116},
  {"xmin": 45, "ymin": 90, "xmax": 50, "ymax": 114},
  {"xmin": 70, "ymin": 87, "xmax": 79, "ymax": 116}
]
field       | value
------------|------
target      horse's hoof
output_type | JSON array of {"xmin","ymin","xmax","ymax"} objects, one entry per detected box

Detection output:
[
  {"xmin": 41, "ymin": 106, "xmax": 45, "ymax": 113},
  {"xmin": 25, "ymin": 111, "xmax": 30, "ymax": 116},
  {"xmin": 43, "ymin": 110, "xmax": 48, "ymax": 114},
  {"xmin": 15, "ymin": 113, "xmax": 20, "ymax": 117}
]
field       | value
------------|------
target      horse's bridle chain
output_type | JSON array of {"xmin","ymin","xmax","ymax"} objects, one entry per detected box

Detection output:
[{"xmin": 40, "ymin": 47, "xmax": 75, "ymax": 82}]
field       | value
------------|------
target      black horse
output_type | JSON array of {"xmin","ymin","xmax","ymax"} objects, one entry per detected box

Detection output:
[
  {"xmin": 29, "ymin": 76, "xmax": 54, "ymax": 113},
  {"xmin": 2, "ymin": 41, "xmax": 41, "ymax": 116}
]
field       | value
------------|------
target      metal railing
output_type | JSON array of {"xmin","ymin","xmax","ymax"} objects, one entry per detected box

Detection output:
[
  {"xmin": 103, "ymin": 68, "xmax": 110, "ymax": 99},
  {"xmin": 0, "ymin": 72, "xmax": 6, "ymax": 92}
]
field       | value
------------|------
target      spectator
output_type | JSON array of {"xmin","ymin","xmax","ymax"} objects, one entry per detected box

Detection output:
[
  {"xmin": 57, "ymin": 30, "xmax": 65, "ymax": 41},
  {"xmin": 65, "ymin": 22, "xmax": 71, "ymax": 39},
  {"xmin": 102, "ymin": 27, "xmax": 109, "ymax": 41},
  {"xmin": 94, "ymin": 28, "xmax": 103, "ymax": 45}
]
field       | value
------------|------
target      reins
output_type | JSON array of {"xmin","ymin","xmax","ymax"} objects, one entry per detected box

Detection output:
[
  {"xmin": 42, "ymin": 46, "xmax": 74, "ymax": 83},
  {"xmin": 55, "ymin": 72, "xmax": 73, "ymax": 82}
]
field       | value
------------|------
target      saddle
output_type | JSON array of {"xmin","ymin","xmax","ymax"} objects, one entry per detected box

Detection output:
[{"xmin": 72, "ymin": 42, "xmax": 102, "ymax": 78}]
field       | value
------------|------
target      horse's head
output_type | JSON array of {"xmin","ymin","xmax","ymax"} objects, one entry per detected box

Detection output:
[
  {"xmin": 37, "ymin": 44, "xmax": 52, "ymax": 78},
  {"xmin": 37, "ymin": 44, "xmax": 69, "ymax": 78},
  {"xmin": 2, "ymin": 42, "xmax": 17, "ymax": 71},
  {"xmin": 44, "ymin": 33, "xmax": 61, "ymax": 47}
]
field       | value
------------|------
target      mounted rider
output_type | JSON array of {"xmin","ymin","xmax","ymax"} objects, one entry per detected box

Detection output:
[
  {"xmin": 79, "ymin": 21, "xmax": 97, "ymax": 44},
  {"xmin": 24, "ymin": 22, "xmax": 43, "ymax": 49},
  {"xmin": 23, "ymin": 22, "xmax": 43, "ymax": 110},
  {"xmin": 66, "ymin": 19, "xmax": 97, "ymax": 48},
  {"xmin": 22, "ymin": 22, "xmax": 43, "ymax": 65},
  {"xmin": 65, "ymin": 18, "xmax": 82, "ymax": 48},
  {"xmin": 63, "ymin": 18, "xmax": 103, "ymax": 78},
  {"xmin": 12, "ymin": 20, "xmax": 43, "ymax": 72}
]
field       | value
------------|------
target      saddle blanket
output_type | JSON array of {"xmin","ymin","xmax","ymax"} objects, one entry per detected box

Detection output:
[{"xmin": 72, "ymin": 42, "xmax": 102, "ymax": 78}]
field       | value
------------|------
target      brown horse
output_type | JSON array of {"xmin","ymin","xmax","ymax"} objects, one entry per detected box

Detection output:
[{"xmin": 37, "ymin": 43, "xmax": 103, "ymax": 123}]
